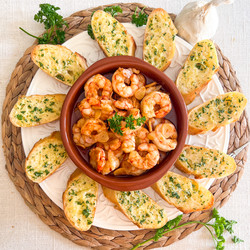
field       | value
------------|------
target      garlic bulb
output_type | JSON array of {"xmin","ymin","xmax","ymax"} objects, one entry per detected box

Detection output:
[{"xmin": 174, "ymin": 0, "xmax": 234, "ymax": 45}]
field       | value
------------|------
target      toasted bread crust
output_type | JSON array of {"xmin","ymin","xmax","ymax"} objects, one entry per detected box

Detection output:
[
  {"xmin": 175, "ymin": 145, "xmax": 236, "ymax": 179},
  {"xmin": 63, "ymin": 169, "xmax": 98, "ymax": 231},
  {"xmin": 188, "ymin": 92, "xmax": 247, "ymax": 135},
  {"xmin": 31, "ymin": 44, "xmax": 87, "ymax": 86},
  {"xmin": 143, "ymin": 8, "xmax": 177, "ymax": 71},
  {"xmin": 102, "ymin": 186, "xmax": 168, "ymax": 229},
  {"xmin": 152, "ymin": 171, "xmax": 214, "ymax": 213},
  {"xmin": 91, "ymin": 10, "xmax": 136, "ymax": 57},
  {"xmin": 9, "ymin": 94, "xmax": 65, "ymax": 127},
  {"xmin": 176, "ymin": 40, "xmax": 219, "ymax": 105},
  {"xmin": 25, "ymin": 131, "xmax": 68, "ymax": 183}
]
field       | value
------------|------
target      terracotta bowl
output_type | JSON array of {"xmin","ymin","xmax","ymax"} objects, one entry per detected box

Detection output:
[{"xmin": 60, "ymin": 56, "xmax": 188, "ymax": 191}]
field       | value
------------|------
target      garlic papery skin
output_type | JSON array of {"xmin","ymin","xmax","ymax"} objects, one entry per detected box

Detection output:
[{"xmin": 174, "ymin": 0, "xmax": 234, "ymax": 45}]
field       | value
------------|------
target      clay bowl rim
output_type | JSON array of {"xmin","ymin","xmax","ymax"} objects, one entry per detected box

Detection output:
[{"xmin": 60, "ymin": 56, "xmax": 188, "ymax": 191}]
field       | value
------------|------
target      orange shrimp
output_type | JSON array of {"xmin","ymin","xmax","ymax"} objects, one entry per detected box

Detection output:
[
  {"xmin": 112, "ymin": 68, "xmax": 145, "ymax": 97},
  {"xmin": 148, "ymin": 120, "xmax": 177, "ymax": 152},
  {"xmin": 128, "ymin": 143, "xmax": 160, "ymax": 170},
  {"xmin": 84, "ymin": 74, "xmax": 113, "ymax": 100},
  {"xmin": 89, "ymin": 147, "xmax": 120, "ymax": 175},
  {"xmin": 141, "ymin": 91, "xmax": 172, "ymax": 118}
]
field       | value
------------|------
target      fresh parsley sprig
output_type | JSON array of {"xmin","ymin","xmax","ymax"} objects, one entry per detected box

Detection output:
[
  {"xmin": 131, "ymin": 7, "xmax": 148, "ymax": 27},
  {"xmin": 131, "ymin": 208, "xmax": 243, "ymax": 250},
  {"xmin": 108, "ymin": 112, "xmax": 146, "ymax": 136},
  {"xmin": 103, "ymin": 6, "xmax": 123, "ymax": 17},
  {"xmin": 19, "ymin": 4, "xmax": 68, "ymax": 44}
]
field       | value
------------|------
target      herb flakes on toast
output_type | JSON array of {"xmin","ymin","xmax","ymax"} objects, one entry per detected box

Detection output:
[
  {"xmin": 63, "ymin": 169, "xmax": 98, "ymax": 231},
  {"xmin": 31, "ymin": 44, "xmax": 87, "ymax": 86},
  {"xmin": 143, "ymin": 8, "xmax": 177, "ymax": 71},
  {"xmin": 9, "ymin": 94, "xmax": 65, "ymax": 127},
  {"xmin": 176, "ymin": 39, "xmax": 219, "ymax": 105},
  {"xmin": 91, "ymin": 10, "xmax": 136, "ymax": 57},
  {"xmin": 152, "ymin": 171, "xmax": 214, "ymax": 213},
  {"xmin": 25, "ymin": 131, "xmax": 68, "ymax": 183}
]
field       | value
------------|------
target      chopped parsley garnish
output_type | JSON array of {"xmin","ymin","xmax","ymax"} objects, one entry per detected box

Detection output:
[
  {"xmin": 107, "ymin": 112, "xmax": 124, "ymax": 136},
  {"xmin": 108, "ymin": 112, "xmax": 146, "ymax": 136},
  {"xmin": 82, "ymin": 207, "xmax": 91, "ymax": 218}
]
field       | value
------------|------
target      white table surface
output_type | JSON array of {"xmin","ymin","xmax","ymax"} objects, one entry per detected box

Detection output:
[{"xmin": 0, "ymin": 0, "xmax": 249, "ymax": 249}]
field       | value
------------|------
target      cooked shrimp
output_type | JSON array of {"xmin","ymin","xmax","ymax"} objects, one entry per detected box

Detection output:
[
  {"xmin": 81, "ymin": 118, "xmax": 108, "ymax": 137},
  {"xmin": 113, "ymin": 97, "xmax": 134, "ymax": 110},
  {"xmin": 128, "ymin": 143, "xmax": 160, "ymax": 170},
  {"xmin": 78, "ymin": 98, "xmax": 98, "ymax": 118},
  {"xmin": 112, "ymin": 68, "xmax": 145, "ymax": 98},
  {"xmin": 113, "ymin": 156, "xmax": 146, "ymax": 176},
  {"xmin": 135, "ymin": 127, "xmax": 149, "ymax": 147},
  {"xmin": 73, "ymin": 118, "xmax": 109, "ymax": 148},
  {"xmin": 136, "ymin": 72, "xmax": 146, "ymax": 89},
  {"xmin": 72, "ymin": 118, "xmax": 95, "ymax": 148},
  {"xmin": 89, "ymin": 147, "xmax": 120, "ymax": 175},
  {"xmin": 72, "ymin": 118, "xmax": 86, "ymax": 144},
  {"xmin": 78, "ymin": 98, "xmax": 114, "ymax": 120},
  {"xmin": 96, "ymin": 132, "xmax": 124, "ymax": 160},
  {"xmin": 99, "ymin": 100, "xmax": 114, "ymax": 120},
  {"xmin": 148, "ymin": 120, "xmax": 177, "ymax": 152},
  {"xmin": 141, "ymin": 91, "xmax": 172, "ymax": 118},
  {"xmin": 121, "ymin": 133, "xmax": 135, "ymax": 153},
  {"xmin": 84, "ymin": 74, "xmax": 112, "ymax": 100},
  {"xmin": 147, "ymin": 118, "xmax": 168, "ymax": 132}
]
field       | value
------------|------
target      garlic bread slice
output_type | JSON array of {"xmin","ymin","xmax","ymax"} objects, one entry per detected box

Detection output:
[
  {"xmin": 152, "ymin": 171, "xmax": 214, "ymax": 213},
  {"xmin": 91, "ymin": 10, "xmax": 136, "ymax": 57},
  {"xmin": 31, "ymin": 44, "xmax": 87, "ymax": 86},
  {"xmin": 102, "ymin": 187, "xmax": 168, "ymax": 229},
  {"xmin": 63, "ymin": 169, "xmax": 98, "ymax": 231},
  {"xmin": 25, "ymin": 131, "xmax": 68, "ymax": 183},
  {"xmin": 9, "ymin": 94, "xmax": 65, "ymax": 127},
  {"xmin": 143, "ymin": 8, "xmax": 177, "ymax": 71},
  {"xmin": 176, "ymin": 40, "xmax": 219, "ymax": 105},
  {"xmin": 188, "ymin": 92, "xmax": 247, "ymax": 135},
  {"xmin": 175, "ymin": 145, "xmax": 236, "ymax": 179}
]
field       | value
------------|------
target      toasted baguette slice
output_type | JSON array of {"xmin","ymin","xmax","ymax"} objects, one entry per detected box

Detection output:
[
  {"xmin": 152, "ymin": 171, "xmax": 214, "ymax": 213},
  {"xmin": 91, "ymin": 10, "xmax": 136, "ymax": 57},
  {"xmin": 176, "ymin": 40, "xmax": 219, "ymax": 105},
  {"xmin": 175, "ymin": 145, "xmax": 236, "ymax": 179},
  {"xmin": 102, "ymin": 187, "xmax": 168, "ymax": 229},
  {"xmin": 31, "ymin": 44, "xmax": 87, "ymax": 86},
  {"xmin": 25, "ymin": 131, "xmax": 68, "ymax": 183},
  {"xmin": 63, "ymin": 169, "xmax": 98, "ymax": 231},
  {"xmin": 188, "ymin": 92, "xmax": 247, "ymax": 135},
  {"xmin": 143, "ymin": 8, "xmax": 177, "ymax": 71},
  {"xmin": 9, "ymin": 94, "xmax": 65, "ymax": 127}
]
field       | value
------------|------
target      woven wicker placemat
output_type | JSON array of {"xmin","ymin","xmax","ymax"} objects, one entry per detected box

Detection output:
[{"xmin": 2, "ymin": 3, "xmax": 249, "ymax": 249}]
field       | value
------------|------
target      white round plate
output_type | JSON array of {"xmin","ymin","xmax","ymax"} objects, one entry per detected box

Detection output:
[{"xmin": 21, "ymin": 23, "xmax": 229, "ymax": 230}]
